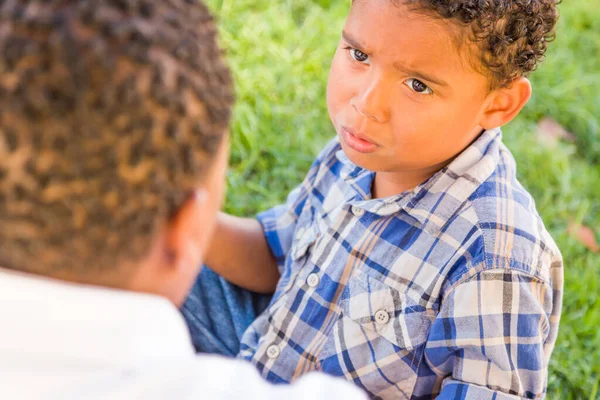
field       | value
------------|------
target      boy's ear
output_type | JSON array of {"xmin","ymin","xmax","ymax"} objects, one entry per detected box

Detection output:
[{"xmin": 479, "ymin": 77, "xmax": 532, "ymax": 130}]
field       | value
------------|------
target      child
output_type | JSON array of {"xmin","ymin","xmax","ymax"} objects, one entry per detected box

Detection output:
[
  {"xmin": 183, "ymin": 0, "xmax": 563, "ymax": 398},
  {"xmin": 0, "ymin": 0, "xmax": 364, "ymax": 398}
]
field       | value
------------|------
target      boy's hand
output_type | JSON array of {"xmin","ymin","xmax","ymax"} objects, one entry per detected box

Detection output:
[{"xmin": 204, "ymin": 212, "xmax": 280, "ymax": 294}]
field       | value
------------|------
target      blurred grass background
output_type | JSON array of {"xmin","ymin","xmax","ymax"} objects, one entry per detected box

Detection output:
[{"xmin": 207, "ymin": 0, "xmax": 600, "ymax": 397}]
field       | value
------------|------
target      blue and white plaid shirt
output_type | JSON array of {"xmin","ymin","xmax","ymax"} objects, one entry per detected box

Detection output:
[{"xmin": 239, "ymin": 129, "xmax": 563, "ymax": 399}]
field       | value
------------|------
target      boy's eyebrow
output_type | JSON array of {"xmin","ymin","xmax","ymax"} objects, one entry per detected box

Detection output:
[
  {"xmin": 393, "ymin": 62, "xmax": 449, "ymax": 87},
  {"xmin": 342, "ymin": 31, "xmax": 367, "ymax": 52},
  {"xmin": 341, "ymin": 30, "xmax": 448, "ymax": 88}
]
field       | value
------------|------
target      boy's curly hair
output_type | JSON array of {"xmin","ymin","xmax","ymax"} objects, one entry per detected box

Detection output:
[
  {"xmin": 0, "ymin": 0, "xmax": 233, "ymax": 277},
  {"xmin": 403, "ymin": 0, "xmax": 560, "ymax": 88}
]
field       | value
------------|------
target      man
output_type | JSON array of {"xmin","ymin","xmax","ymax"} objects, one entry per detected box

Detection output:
[{"xmin": 0, "ymin": 1, "xmax": 365, "ymax": 398}]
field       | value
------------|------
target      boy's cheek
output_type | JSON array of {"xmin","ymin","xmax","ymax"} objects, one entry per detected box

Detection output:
[
  {"xmin": 326, "ymin": 76, "xmax": 344, "ymax": 125},
  {"xmin": 327, "ymin": 50, "xmax": 354, "ymax": 92},
  {"xmin": 327, "ymin": 63, "xmax": 354, "ymax": 119}
]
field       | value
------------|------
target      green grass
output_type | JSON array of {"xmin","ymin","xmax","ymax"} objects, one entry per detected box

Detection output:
[{"xmin": 207, "ymin": 0, "xmax": 600, "ymax": 397}]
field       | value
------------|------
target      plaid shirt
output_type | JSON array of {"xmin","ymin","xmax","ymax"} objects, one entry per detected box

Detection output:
[{"xmin": 239, "ymin": 129, "xmax": 563, "ymax": 399}]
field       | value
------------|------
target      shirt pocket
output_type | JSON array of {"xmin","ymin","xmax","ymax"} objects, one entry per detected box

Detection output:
[
  {"xmin": 290, "ymin": 223, "xmax": 318, "ymax": 262},
  {"xmin": 319, "ymin": 271, "xmax": 434, "ymax": 398},
  {"xmin": 343, "ymin": 272, "xmax": 432, "ymax": 351}
]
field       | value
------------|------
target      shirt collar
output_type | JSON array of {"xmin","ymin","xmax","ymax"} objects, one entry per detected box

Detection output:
[
  {"xmin": 336, "ymin": 129, "xmax": 503, "ymax": 231},
  {"xmin": 0, "ymin": 269, "xmax": 195, "ymax": 367}
]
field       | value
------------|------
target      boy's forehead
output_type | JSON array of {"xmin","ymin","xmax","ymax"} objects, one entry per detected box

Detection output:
[{"xmin": 346, "ymin": 0, "xmax": 478, "ymax": 80}]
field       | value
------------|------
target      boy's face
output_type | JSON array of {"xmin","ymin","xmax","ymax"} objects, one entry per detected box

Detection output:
[{"xmin": 327, "ymin": 0, "xmax": 491, "ymax": 176}]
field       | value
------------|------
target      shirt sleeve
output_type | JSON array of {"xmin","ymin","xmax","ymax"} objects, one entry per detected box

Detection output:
[
  {"xmin": 424, "ymin": 268, "xmax": 557, "ymax": 399},
  {"xmin": 256, "ymin": 139, "xmax": 339, "ymax": 273},
  {"xmin": 256, "ymin": 184, "xmax": 310, "ymax": 273}
]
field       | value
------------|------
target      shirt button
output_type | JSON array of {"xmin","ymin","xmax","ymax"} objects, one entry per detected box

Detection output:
[
  {"xmin": 375, "ymin": 310, "xmax": 390, "ymax": 325},
  {"xmin": 307, "ymin": 273, "xmax": 320, "ymax": 288},
  {"xmin": 266, "ymin": 344, "xmax": 280, "ymax": 359},
  {"xmin": 351, "ymin": 206, "xmax": 365, "ymax": 217}
]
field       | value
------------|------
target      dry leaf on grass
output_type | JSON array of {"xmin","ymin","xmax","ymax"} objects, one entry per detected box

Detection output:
[
  {"xmin": 568, "ymin": 222, "xmax": 600, "ymax": 253},
  {"xmin": 537, "ymin": 117, "xmax": 577, "ymax": 145}
]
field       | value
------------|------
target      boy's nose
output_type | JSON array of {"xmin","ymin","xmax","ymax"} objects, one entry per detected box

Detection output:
[{"xmin": 351, "ymin": 75, "xmax": 390, "ymax": 123}]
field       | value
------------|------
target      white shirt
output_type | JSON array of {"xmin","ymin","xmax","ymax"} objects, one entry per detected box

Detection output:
[{"xmin": 0, "ymin": 270, "xmax": 366, "ymax": 399}]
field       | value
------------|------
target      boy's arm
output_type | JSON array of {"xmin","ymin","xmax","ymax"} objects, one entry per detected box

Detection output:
[
  {"xmin": 205, "ymin": 138, "xmax": 340, "ymax": 294},
  {"xmin": 204, "ymin": 182, "xmax": 315, "ymax": 295},
  {"xmin": 206, "ymin": 182, "xmax": 312, "ymax": 294},
  {"xmin": 424, "ymin": 267, "xmax": 562, "ymax": 399},
  {"xmin": 204, "ymin": 212, "xmax": 280, "ymax": 294}
]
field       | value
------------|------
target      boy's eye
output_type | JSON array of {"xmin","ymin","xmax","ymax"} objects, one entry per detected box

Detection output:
[
  {"xmin": 405, "ymin": 78, "xmax": 433, "ymax": 95},
  {"xmin": 347, "ymin": 47, "xmax": 370, "ymax": 65}
]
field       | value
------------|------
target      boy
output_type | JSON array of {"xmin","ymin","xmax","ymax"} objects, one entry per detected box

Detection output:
[
  {"xmin": 183, "ymin": 0, "xmax": 563, "ymax": 398},
  {"xmin": 0, "ymin": 0, "xmax": 365, "ymax": 398}
]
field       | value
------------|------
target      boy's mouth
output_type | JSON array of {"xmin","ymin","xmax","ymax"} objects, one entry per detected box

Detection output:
[{"xmin": 341, "ymin": 127, "xmax": 378, "ymax": 154}]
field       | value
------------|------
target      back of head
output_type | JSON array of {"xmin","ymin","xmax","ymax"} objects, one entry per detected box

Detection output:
[{"xmin": 0, "ymin": 0, "xmax": 233, "ymax": 280}]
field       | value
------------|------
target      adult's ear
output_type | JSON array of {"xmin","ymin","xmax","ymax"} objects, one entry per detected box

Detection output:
[
  {"xmin": 479, "ymin": 77, "xmax": 532, "ymax": 130},
  {"xmin": 165, "ymin": 189, "xmax": 209, "ymax": 274},
  {"xmin": 128, "ymin": 137, "xmax": 229, "ymax": 305},
  {"xmin": 166, "ymin": 135, "xmax": 230, "ymax": 274},
  {"xmin": 125, "ymin": 189, "xmax": 209, "ymax": 306}
]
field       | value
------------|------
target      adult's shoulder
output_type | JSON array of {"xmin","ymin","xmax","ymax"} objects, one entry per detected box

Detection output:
[{"xmin": 162, "ymin": 354, "xmax": 367, "ymax": 400}]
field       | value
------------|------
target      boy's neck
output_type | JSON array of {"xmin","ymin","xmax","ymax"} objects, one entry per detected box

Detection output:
[
  {"xmin": 372, "ymin": 161, "xmax": 451, "ymax": 199},
  {"xmin": 370, "ymin": 128, "xmax": 488, "ymax": 199}
]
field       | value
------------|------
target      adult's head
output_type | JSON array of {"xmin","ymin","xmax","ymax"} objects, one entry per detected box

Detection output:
[{"xmin": 0, "ymin": 0, "xmax": 234, "ymax": 305}]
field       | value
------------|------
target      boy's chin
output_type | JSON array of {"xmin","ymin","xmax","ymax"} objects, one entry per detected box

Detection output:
[
  {"xmin": 339, "ymin": 143, "xmax": 383, "ymax": 172},
  {"xmin": 340, "ymin": 144, "xmax": 417, "ymax": 174}
]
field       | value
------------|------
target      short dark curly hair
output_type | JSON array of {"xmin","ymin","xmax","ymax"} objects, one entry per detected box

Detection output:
[
  {"xmin": 398, "ymin": 0, "xmax": 560, "ymax": 88},
  {"xmin": 0, "ymin": 0, "xmax": 233, "ymax": 277}
]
